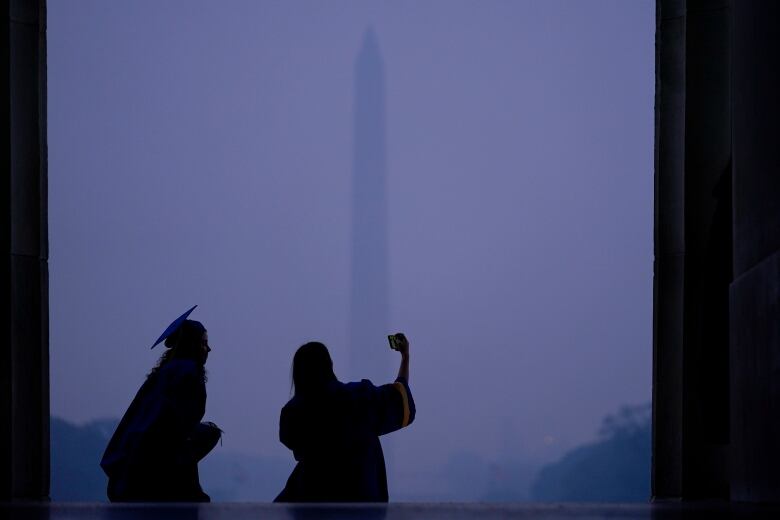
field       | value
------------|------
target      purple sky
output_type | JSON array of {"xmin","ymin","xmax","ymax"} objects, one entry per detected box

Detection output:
[{"xmin": 48, "ymin": 0, "xmax": 654, "ymax": 499}]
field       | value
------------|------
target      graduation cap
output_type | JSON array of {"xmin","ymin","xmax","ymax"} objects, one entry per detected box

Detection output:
[{"xmin": 151, "ymin": 305, "xmax": 198, "ymax": 349}]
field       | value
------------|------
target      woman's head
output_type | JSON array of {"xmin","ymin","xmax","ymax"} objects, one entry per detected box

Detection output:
[
  {"xmin": 148, "ymin": 319, "xmax": 210, "ymax": 381},
  {"xmin": 164, "ymin": 319, "xmax": 210, "ymax": 365},
  {"xmin": 292, "ymin": 342, "xmax": 336, "ymax": 396}
]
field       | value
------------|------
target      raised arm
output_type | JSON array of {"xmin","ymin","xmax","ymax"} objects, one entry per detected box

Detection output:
[
  {"xmin": 394, "ymin": 333, "xmax": 410, "ymax": 382},
  {"xmin": 364, "ymin": 333, "xmax": 415, "ymax": 436}
]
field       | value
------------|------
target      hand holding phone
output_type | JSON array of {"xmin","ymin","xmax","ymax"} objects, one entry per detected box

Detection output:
[{"xmin": 387, "ymin": 333, "xmax": 409, "ymax": 354}]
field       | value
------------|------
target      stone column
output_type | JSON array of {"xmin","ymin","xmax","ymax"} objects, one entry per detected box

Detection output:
[
  {"xmin": 680, "ymin": 0, "xmax": 732, "ymax": 500},
  {"xmin": 729, "ymin": 0, "xmax": 780, "ymax": 503},
  {"xmin": 1, "ymin": 0, "xmax": 49, "ymax": 501},
  {"xmin": 653, "ymin": 0, "xmax": 686, "ymax": 500},
  {"xmin": 653, "ymin": 0, "xmax": 732, "ymax": 500}
]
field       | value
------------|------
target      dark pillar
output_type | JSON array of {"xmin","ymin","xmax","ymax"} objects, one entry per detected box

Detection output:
[
  {"xmin": 1, "ymin": 0, "xmax": 49, "ymax": 501},
  {"xmin": 653, "ymin": 0, "xmax": 732, "ymax": 500},
  {"xmin": 653, "ymin": 0, "xmax": 686, "ymax": 500},
  {"xmin": 656, "ymin": 0, "xmax": 780, "ymax": 503},
  {"xmin": 680, "ymin": 0, "xmax": 732, "ymax": 500},
  {"xmin": 729, "ymin": 0, "xmax": 780, "ymax": 503}
]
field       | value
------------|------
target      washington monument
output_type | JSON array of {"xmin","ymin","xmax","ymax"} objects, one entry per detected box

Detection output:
[{"xmin": 349, "ymin": 28, "xmax": 389, "ymax": 383}]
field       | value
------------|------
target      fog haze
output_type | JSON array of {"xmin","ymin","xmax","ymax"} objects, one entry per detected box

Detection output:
[{"xmin": 48, "ymin": 0, "xmax": 654, "ymax": 499}]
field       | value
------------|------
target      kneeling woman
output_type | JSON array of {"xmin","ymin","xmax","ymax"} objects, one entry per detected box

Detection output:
[
  {"xmin": 101, "ymin": 307, "xmax": 221, "ymax": 502},
  {"xmin": 275, "ymin": 334, "xmax": 416, "ymax": 502}
]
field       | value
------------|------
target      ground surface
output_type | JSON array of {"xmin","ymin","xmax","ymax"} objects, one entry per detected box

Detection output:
[{"xmin": 4, "ymin": 502, "xmax": 780, "ymax": 520}]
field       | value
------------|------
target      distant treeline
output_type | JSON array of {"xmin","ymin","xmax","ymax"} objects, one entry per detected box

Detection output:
[
  {"xmin": 50, "ymin": 403, "xmax": 649, "ymax": 502},
  {"xmin": 530, "ymin": 403, "xmax": 650, "ymax": 502},
  {"xmin": 50, "ymin": 417, "xmax": 114, "ymax": 501}
]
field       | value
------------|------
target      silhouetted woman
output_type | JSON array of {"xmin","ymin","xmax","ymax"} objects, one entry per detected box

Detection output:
[
  {"xmin": 275, "ymin": 334, "xmax": 415, "ymax": 502},
  {"xmin": 101, "ymin": 311, "xmax": 221, "ymax": 502}
]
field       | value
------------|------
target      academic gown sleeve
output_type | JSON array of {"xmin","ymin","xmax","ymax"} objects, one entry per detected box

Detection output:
[{"xmin": 363, "ymin": 376, "xmax": 416, "ymax": 436}]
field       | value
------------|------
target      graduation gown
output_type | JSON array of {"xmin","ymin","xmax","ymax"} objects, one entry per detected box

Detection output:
[
  {"xmin": 275, "ymin": 377, "xmax": 416, "ymax": 502},
  {"xmin": 101, "ymin": 359, "xmax": 211, "ymax": 502}
]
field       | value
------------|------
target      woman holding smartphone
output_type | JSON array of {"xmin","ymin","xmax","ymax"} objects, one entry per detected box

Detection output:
[{"xmin": 275, "ymin": 333, "xmax": 415, "ymax": 502}]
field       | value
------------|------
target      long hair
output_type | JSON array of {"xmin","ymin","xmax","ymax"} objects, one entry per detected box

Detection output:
[
  {"xmin": 148, "ymin": 319, "xmax": 208, "ymax": 382},
  {"xmin": 292, "ymin": 342, "xmax": 336, "ymax": 397}
]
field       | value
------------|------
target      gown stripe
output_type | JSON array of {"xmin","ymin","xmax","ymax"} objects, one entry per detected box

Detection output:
[{"xmin": 393, "ymin": 382, "xmax": 411, "ymax": 427}]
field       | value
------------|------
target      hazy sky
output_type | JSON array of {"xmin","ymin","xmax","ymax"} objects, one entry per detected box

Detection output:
[{"xmin": 48, "ymin": 0, "xmax": 654, "ymax": 499}]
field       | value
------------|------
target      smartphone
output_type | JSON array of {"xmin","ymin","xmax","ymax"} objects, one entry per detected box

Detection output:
[{"xmin": 388, "ymin": 334, "xmax": 399, "ymax": 350}]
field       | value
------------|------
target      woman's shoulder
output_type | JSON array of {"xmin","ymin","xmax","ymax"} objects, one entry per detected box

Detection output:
[
  {"xmin": 342, "ymin": 379, "xmax": 381, "ymax": 401},
  {"xmin": 283, "ymin": 381, "xmax": 347, "ymax": 409},
  {"xmin": 281, "ymin": 396, "xmax": 299, "ymax": 412},
  {"xmin": 345, "ymin": 379, "xmax": 377, "ymax": 391}
]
